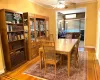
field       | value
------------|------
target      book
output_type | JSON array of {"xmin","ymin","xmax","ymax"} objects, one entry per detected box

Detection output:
[
  {"xmin": 17, "ymin": 35, "xmax": 20, "ymax": 40},
  {"xmin": 9, "ymin": 33, "xmax": 12, "ymax": 41},
  {"xmin": 21, "ymin": 34, "xmax": 24, "ymax": 39},
  {"xmin": 6, "ymin": 25, "xmax": 9, "ymax": 32},
  {"xmin": 10, "ymin": 26, "xmax": 13, "ymax": 31},
  {"xmin": 7, "ymin": 34, "xmax": 9, "ymax": 41},
  {"xmin": 24, "ymin": 26, "xmax": 28, "ymax": 32}
]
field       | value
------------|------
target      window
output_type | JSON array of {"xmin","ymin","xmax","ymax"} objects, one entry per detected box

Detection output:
[
  {"xmin": 65, "ymin": 14, "xmax": 76, "ymax": 19},
  {"xmin": 65, "ymin": 19, "xmax": 80, "ymax": 31}
]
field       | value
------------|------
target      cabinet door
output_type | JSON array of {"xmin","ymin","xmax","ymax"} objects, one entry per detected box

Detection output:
[
  {"xmin": 31, "ymin": 47, "xmax": 36, "ymax": 59},
  {"xmin": 31, "ymin": 42, "xmax": 39, "ymax": 59}
]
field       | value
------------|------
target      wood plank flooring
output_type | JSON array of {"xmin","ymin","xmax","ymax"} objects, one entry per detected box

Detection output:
[{"xmin": 0, "ymin": 48, "xmax": 100, "ymax": 80}]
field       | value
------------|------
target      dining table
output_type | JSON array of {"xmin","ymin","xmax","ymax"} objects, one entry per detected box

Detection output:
[{"xmin": 39, "ymin": 39, "xmax": 78, "ymax": 76}]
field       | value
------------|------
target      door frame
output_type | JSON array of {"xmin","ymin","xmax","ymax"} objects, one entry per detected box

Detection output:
[{"xmin": 56, "ymin": 7, "xmax": 86, "ymax": 47}]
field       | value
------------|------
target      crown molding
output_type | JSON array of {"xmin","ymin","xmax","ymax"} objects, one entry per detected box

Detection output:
[
  {"xmin": 29, "ymin": 0, "xmax": 52, "ymax": 9},
  {"xmin": 29, "ymin": 0, "xmax": 97, "ymax": 9}
]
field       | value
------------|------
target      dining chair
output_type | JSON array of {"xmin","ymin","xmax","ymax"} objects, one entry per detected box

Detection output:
[
  {"xmin": 43, "ymin": 41, "xmax": 60, "ymax": 75},
  {"xmin": 39, "ymin": 41, "xmax": 55, "ymax": 70},
  {"xmin": 65, "ymin": 33, "xmax": 72, "ymax": 39},
  {"xmin": 48, "ymin": 34, "xmax": 54, "ymax": 41},
  {"xmin": 71, "ymin": 36, "xmax": 80, "ymax": 67}
]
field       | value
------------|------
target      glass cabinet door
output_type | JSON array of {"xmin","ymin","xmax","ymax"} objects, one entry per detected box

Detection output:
[
  {"xmin": 30, "ymin": 18, "xmax": 35, "ymax": 40},
  {"xmin": 46, "ymin": 20, "xmax": 49, "ymax": 37},
  {"xmin": 40, "ymin": 20, "xmax": 45, "ymax": 36},
  {"xmin": 36, "ymin": 20, "xmax": 39, "ymax": 37}
]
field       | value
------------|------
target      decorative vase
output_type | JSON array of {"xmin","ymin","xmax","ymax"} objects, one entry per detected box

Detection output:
[{"xmin": 17, "ymin": 20, "xmax": 19, "ymax": 24}]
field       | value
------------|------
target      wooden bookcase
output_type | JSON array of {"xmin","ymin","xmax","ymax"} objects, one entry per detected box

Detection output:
[
  {"xmin": 0, "ymin": 9, "xmax": 27, "ymax": 70},
  {"xmin": 23, "ymin": 12, "xmax": 49, "ymax": 60}
]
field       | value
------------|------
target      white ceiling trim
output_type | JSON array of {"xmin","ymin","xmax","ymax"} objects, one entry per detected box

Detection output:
[
  {"xmin": 29, "ymin": 0, "xmax": 52, "ymax": 9},
  {"xmin": 31, "ymin": 0, "xmax": 97, "ymax": 9}
]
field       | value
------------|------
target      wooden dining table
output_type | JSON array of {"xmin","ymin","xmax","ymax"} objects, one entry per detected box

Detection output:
[{"xmin": 39, "ymin": 39, "xmax": 78, "ymax": 76}]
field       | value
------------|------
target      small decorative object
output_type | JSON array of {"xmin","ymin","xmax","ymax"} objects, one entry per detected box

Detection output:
[
  {"xmin": 14, "ymin": 13, "xmax": 21, "ymax": 24},
  {"xmin": 6, "ymin": 21, "xmax": 12, "ymax": 23},
  {"xmin": 12, "ymin": 20, "xmax": 15, "ymax": 24}
]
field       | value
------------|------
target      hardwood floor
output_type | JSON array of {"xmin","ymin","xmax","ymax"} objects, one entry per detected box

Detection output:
[
  {"xmin": 0, "ymin": 48, "xmax": 100, "ymax": 80},
  {"xmin": 86, "ymin": 48, "xmax": 100, "ymax": 80}
]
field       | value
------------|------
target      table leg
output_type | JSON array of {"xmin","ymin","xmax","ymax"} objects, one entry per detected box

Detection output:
[
  {"xmin": 68, "ymin": 53, "xmax": 71, "ymax": 76},
  {"xmin": 39, "ymin": 51, "xmax": 42, "ymax": 70}
]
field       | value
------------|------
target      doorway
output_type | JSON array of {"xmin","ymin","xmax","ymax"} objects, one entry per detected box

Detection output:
[{"xmin": 56, "ymin": 8, "xmax": 86, "ymax": 48}]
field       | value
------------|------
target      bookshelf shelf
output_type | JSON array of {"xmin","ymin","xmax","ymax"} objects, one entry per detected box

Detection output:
[
  {"xmin": 8, "ymin": 39, "xmax": 25, "ymax": 43},
  {"xmin": 0, "ymin": 9, "xmax": 27, "ymax": 70},
  {"xmin": 7, "ymin": 30, "xmax": 24, "ymax": 33},
  {"xmin": 10, "ymin": 46, "xmax": 24, "ymax": 52},
  {"xmin": 6, "ymin": 23, "xmax": 23, "ymax": 25}
]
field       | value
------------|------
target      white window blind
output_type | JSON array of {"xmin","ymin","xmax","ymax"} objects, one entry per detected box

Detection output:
[{"xmin": 65, "ymin": 14, "xmax": 76, "ymax": 19}]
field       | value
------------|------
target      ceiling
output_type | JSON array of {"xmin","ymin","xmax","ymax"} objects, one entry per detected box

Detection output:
[{"xmin": 31, "ymin": 0, "xmax": 97, "ymax": 8}]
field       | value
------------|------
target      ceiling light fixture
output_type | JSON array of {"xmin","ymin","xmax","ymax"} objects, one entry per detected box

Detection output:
[{"xmin": 52, "ymin": 0, "xmax": 65, "ymax": 9}]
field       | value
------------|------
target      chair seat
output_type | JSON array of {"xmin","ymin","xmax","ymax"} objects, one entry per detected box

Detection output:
[{"xmin": 45, "ymin": 54, "xmax": 60, "ymax": 64}]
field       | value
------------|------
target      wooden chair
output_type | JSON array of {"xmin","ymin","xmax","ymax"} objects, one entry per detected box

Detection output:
[
  {"xmin": 43, "ymin": 41, "xmax": 60, "ymax": 75},
  {"xmin": 71, "ymin": 36, "xmax": 80, "ymax": 66},
  {"xmin": 48, "ymin": 34, "xmax": 54, "ymax": 41},
  {"xmin": 65, "ymin": 33, "xmax": 72, "ymax": 39}
]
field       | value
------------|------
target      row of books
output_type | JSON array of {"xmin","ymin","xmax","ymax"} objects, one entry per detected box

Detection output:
[
  {"xmin": 7, "ymin": 33, "xmax": 24, "ymax": 42},
  {"xmin": 10, "ymin": 50, "xmax": 25, "ymax": 66},
  {"xmin": 9, "ymin": 43, "xmax": 24, "ymax": 51},
  {"xmin": 7, "ymin": 25, "xmax": 23, "ymax": 32}
]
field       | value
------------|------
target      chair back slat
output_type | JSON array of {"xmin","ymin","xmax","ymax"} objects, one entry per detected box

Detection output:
[
  {"xmin": 75, "ymin": 35, "xmax": 81, "ymax": 48},
  {"xmin": 48, "ymin": 34, "xmax": 54, "ymax": 41},
  {"xmin": 43, "ymin": 42, "xmax": 56, "ymax": 60}
]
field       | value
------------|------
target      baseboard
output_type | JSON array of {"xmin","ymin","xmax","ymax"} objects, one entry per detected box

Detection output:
[
  {"xmin": 0, "ymin": 69, "xmax": 5, "ymax": 74},
  {"xmin": 84, "ymin": 46, "xmax": 96, "ymax": 49}
]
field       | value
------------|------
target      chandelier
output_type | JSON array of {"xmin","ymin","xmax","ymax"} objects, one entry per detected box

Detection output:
[{"xmin": 52, "ymin": 0, "xmax": 65, "ymax": 9}]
